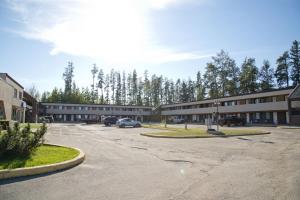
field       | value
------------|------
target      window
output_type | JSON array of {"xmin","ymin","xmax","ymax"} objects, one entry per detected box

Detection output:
[
  {"xmin": 239, "ymin": 99, "xmax": 246, "ymax": 105},
  {"xmin": 14, "ymin": 89, "xmax": 17, "ymax": 98},
  {"xmin": 276, "ymin": 95, "xmax": 285, "ymax": 102},
  {"xmin": 259, "ymin": 97, "xmax": 273, "ymax": 103},
  {"xmin": 19, "ymin": 91, "xmax": 22, "ymax": 100}
]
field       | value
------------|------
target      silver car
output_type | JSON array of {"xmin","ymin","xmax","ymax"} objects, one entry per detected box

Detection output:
[{"xmin": 116, "ymin": 118, "xmax": 142, "ymax": 128}]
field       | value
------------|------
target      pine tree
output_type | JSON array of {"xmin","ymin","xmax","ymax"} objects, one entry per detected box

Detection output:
[
  {"xmin": 275, "ymin": 51, "xmax": 290, "ymax": 88},
  {"xmin": 127, "ymin": 73, "xmax": 132, "ymax": 105},
  {"xmin": 143, "ymin": 70, "xmax": 151, "ymax": 106},
  {"xmin": 175, "ymin": 79, "xmax": 181, "ymax": 103},
  {"xmin": 91, "ymin": 64, "xmax": 98, "ymax": 103},
  {"xmin": 240, "ymin": 58, "xmax": 258, "ymax": 94},
  {"xmin": 196, "ymin": 71, "xmax": 205, "ymax": 101},
  {"xmin": 62, "ymin": 61, "xmax": 74, "ymax": 102},
  {"xmin": 104, "ymin": 74, "xmax": 110, "ymax": 104},
  {"xmin": 187, "ymin": 78, "xmax": 195, "ymax": 102},
  {"xmin": 163, "ymin": 78, "xmax": 170, "ymax": 104},
  {"xmin": 110, "ymin": 69, "xmax": 116, "ymax": 104},
  {"xmin": 97, "ymin": 69, "xmax": 104, "ymax": 104},
  {"xmin": 121, "ymin": 71, "xmax": 126, "ymax": 105},
  {"xmin": 204, "ymin": 63, "xmax": 219, "ymax": 98},
  {"xmin": 259, "ymin": 60, "xmax": 274, "ymax": 91},
  {"xmin": 137, "ymin": 78, "xmax": 143, "ymax": 106},
  {"xmin": 115, "ymin": 71, "xmax": 122, "ymax": 105},
  {"xmin": 180, "ymin": 80, "xmax": 188, "ymax": 102},
  {"xmin": 132, "ymin": 70, "xmax": 138, "ymax": 104},
  {"xmin": 169, "ymin": 80, "xmax": 175, "ymax": 104},
  {"xmin": 290, "ymin": 40, "xmax": 300, "ymax": 85}
]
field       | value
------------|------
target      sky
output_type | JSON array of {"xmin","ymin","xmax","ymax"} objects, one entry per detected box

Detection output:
[{"xmin": 0, "ymin": 0, "xmax": 299, "ymax": 93}]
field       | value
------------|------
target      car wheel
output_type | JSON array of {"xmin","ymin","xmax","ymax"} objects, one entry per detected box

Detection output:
[
  {"xmin": 227, "ymin": 123, "xmax": 231, "ymax": 127},
  {"xmin": 119, "ymin": 124, "xmax": 125, "ymax": 128},
  {"xmin": 135, "ymin": 124, "xmax": 141, "ymax": 128}
]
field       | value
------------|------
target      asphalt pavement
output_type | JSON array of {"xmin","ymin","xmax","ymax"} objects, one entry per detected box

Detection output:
[{"xmin": 1, "ymin": 123, "xmax": 299, "ymax": 200}]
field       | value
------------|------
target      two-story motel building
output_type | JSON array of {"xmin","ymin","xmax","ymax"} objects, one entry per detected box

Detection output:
[
  {"xmin": 40, "ymin": 103, "xmax": 153, "ymax": 122},
  {"xmin": 161, "ymin": 86, "xmax": 300, "ymax": 125},
  {"xmin": 40, "ymin": 85, "xmax": 300, "ymax": 125},
  {"xmin": 0, "ymin": 73, "xmax": 25, "ymax": 121}
]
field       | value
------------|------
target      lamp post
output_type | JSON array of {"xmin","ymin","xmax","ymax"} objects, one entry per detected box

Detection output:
[{"xmin": 214, "ymin": 100, "xmax": 220, "ymax": 131}]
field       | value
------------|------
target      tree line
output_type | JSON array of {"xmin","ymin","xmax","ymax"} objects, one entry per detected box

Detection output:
[{"xmin": 41, "ymin": 40, "xmax": 300, "ymax": 106}]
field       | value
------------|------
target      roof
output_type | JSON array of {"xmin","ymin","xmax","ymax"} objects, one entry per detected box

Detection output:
[
  {"xmin": 161, "ymin": 86, "xmax": 295, "ymax": 107},
  {"xmin": 40, "ymin": 102, "xmax": 153, "ymax": 108},
  {"xmin": 0, "ymin": 73, "xmax": 24, "ymax": 89},
  {"xmin": 288, "ymin": 84, "xmax": 300, "ymax": 100}
]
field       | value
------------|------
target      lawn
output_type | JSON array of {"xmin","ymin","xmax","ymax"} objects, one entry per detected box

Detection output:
[
  {"xmin": 0, "ymin": 144, "xmax": 79, "ymax": 170},
  {"xmin": 142, "ymin": 124, "xmax": 266, "ymax": 138},
  {"xmin": 20, "ymin": 123, "xmax": 43, "ymax": 129}
]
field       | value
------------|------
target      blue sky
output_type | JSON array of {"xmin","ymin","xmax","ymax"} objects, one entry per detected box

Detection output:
[{"xmin": 0, "ymin": 0, "xmax": 299, "ymax": 93}]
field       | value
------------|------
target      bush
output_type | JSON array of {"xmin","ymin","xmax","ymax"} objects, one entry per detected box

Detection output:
[
  {"xmin": 0, "ymin": 120, "xmax": 9, "ymax": 130},
  {"xmin": 0, "ymin": 122, "xmax": 47, "ymax": 157}
]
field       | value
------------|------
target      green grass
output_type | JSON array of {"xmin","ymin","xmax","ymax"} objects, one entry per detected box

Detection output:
[
  {"xmin": 0, "ymin": 144, "xmax": 79, "ymax": 170},
  {"xmin": 20, "ymin": 123, "xmax": 43, "ymax": 129},
  {"xmin": 143, "ymin": 124, "xmax": 264, "ymax": 138}
]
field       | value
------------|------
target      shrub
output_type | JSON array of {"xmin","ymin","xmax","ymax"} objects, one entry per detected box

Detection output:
[
  {"xmin": 0, "ymin": 120, "xmax": 9, "ymax": 130},
  {"xmin": 0, "ymin": 122, "xmax": 47, "ymax": 157}
]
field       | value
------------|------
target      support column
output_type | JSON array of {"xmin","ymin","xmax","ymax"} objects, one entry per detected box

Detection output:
[
  {"xmin": 246, "ymin": 113, "xmax": 250, "ymax": 124},
  {"xmin": 71, "ymin": 115, "xmax": 74, "ymax": 122},
  {"xmin": 286, "ymin": 112, "xmax": 290, "ymax": 124},
  {"xmin": 273, "ymin": 112, "xmax": 278, "ymax": 124},
  {"xmin": 63, "ymin": 115, "xmax": 66, "ymax": 122}
]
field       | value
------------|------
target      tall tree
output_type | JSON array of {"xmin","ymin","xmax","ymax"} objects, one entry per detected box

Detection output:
[
  {"xmin": 143, "ymin": 70, "xmax": 151, "ymax": 106},
  {"xmin": 110, "ymin": 69, "xmax": 116, "ymax": 104},
  {"xmin": 196, "ymin": 71, "xmax": 205, "ymax": 101},
  {"xmin": 187, "ymin": 78, "xmax": 195, "ymax": 102},
  {"xmin": 175, "ymin": 79, "xmax": 181, "ymax": 103},
  {"xmin": 97, "ymin": 69, "xmax": 104, "ymax": 104},
  {"xmin": 115, "ymin": 71, "xmax": 122, "ymax": 105},
  {"xmin": 27, "ymin": 84, "xmax": 40, "ymax": 101},
  {"xmin": 180, "ymin": 80, "xmax": 189, "ymax": 102},
  {"xmin": 240, "ymin": 58, "xmax": 258, "ymax": 94},
  {"xmin": 137, "ymin": 78, "xmax": 143, "ymax": 106},
  {"xmin": 275, "ymin": 51, "xmax": 290, "ymax": 88},
  {"xmin": 169, "ymin": 80, "xmax": 175, "ymax": 104},
  {"xmin": 62, "ymin": 61, "xmax": 74, "ymax": 101},
  {"xmin": 259, "ymin": 60, "xmax": 274, "ymax": 91},
  {"xmin": 132, "ymin": 70, "xmax": 138, "ymax": 104},
  {"xmin": 91, "ymin": 64, "xmax": 98, "ymax": 103},
  {"xmin": 204, "ymin": 63, "xmax": 219, "ymax": 98},
  {"xmin": 104, "ymin": 74, "xmax": 110, "ymax": 104},
  {"xmin": 290, "ymin": 40, "xmax": 300, "ymax": 85},
  {"xmin": 121, "ymin": 71, "xmax": 126, "ymax": 105},
  {"xmin": 127, "ymin": 73, "xmax": 132, "ymax": 105}
]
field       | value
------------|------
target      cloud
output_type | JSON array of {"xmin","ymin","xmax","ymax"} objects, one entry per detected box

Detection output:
[{"xmin": 5, "ymin": 0, "xmax": 209, "ymax": 64}]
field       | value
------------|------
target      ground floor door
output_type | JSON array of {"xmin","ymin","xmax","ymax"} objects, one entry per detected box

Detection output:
[{"xmin": 277, "ymin": 112, "xmax": 287, "ymax": 124}]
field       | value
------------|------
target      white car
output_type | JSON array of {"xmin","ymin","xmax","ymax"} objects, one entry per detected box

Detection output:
[{"xmin": 116, "ymin": 118, "xmax": 142, "ymax": 128}]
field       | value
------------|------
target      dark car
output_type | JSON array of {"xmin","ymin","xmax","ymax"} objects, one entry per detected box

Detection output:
[
  {"xmin": 103, "ymin": 117, "xmax": 118, "ymax": 126},
  {"xmin": 219, "ymin": 116, "xmax": 246, "ymax": 127}
]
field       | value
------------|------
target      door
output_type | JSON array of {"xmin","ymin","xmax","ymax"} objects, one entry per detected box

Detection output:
[{"xmin": 277, "ymin": 112, "xmax": 286, "ymax": 124}]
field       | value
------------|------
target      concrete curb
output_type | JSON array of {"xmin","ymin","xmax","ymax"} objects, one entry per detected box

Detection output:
[
  {"xmin": 140, "ymin": 132, "xmax": 271, "ymax": 139},
  {"xmin": 277, "ymin": 126, "xmax": 300, "ymax": 129},
  {"xmin": 0, "ymin": 144, "xmax": 85, "ymax": 180}
]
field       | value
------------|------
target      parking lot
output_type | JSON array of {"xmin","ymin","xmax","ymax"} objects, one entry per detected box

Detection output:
[{"xmin": 1, "ymin": 123, "xmax": 300, "ymax": 200}]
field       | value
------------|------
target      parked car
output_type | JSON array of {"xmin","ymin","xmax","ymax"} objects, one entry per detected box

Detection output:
[
  {"xmin": 103, "ymin": 117, "xmax": 118, "ymax": 126},
  {"xmin": 171, "ymin": 118, "xmax": 185, "ymax": 124},
  {"xmin": 116, "ymin": 118, "xmax": 142, "ymax": 128},
  {"xmin": 219, "ymin": 116, "xmax": 246, "ymax": 127},
  {"xmin": 39, "ymin": 116, "xmax": 54, "ymax": 123}
]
